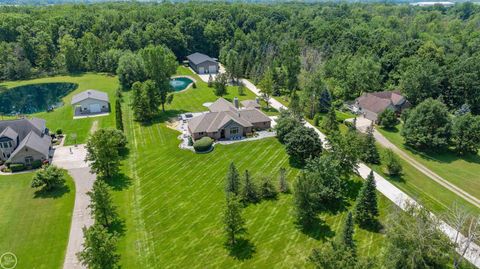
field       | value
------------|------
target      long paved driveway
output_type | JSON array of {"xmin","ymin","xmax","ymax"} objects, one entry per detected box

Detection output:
[
  {"xmin": 52, "ymin": 145, "xmax": 95, "ymax": 269},
  {"xmin": 241, "ymin": 78, "xmax": 480, "ymax": 268}
]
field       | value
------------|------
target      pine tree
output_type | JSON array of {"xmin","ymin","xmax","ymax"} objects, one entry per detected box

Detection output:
[
  {"xmin": 278, "ymin": 167, "xmax": 290, "ymax": 193},
  {"xmin": 340, "ymin": 212, "xmax": 356, "ymax": 253},
  {"xmin": 225, "ymin": 163, "xmax": 240, "ymax": 196},
  {"xmin": 87, "ymin": 180, "xmax": 118, "ymax": 228},
  {"xmin": 77, "ymin": 223, "xmax": 120, "ymax": 269},
  {"xmin": 353, "ymin": 171, "xmax": 379, "ymax": 225},
  {"xmin": 223, "ymin": 195, "xmax": 246, "ymax": 245},
  {"xmin": 361, "ymin": 124, "xmax": 380, "ymax": 164},
  {"xmin": 115, "ymin": 99, "xmax": 123, "ymax": 131},
  {"xmin": 260, "ymin": 176, "xmax": 277, "ymax": 200},
  {"xmin": 322, "ymin": 106, "xmax": 338, "ymax": 134},
  {"xmin": 293, "ymin": 173, "xmax": 316, "ymax": 228},
  {"xmin": 241, "ymin": 170, "xmax": 259, "ymax": 204}
]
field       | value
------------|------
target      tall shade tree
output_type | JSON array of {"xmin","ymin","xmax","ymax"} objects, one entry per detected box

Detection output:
[
  {"xmin": 59, "ymin": 34, "xmax": 81, "ymax": 72},
  {"xmin": 77, "ymin": 224, "xmax": 120, "ymax": 269},
  {"xmin": 225, "ymin": 162, "xmax": 240, "ymax": 196},
  {"xmin": 402, "ymin": 98, "xmax": 451, "ymax": 150},
  {"xmin": 86, "ymin": 128, "xmax": 127, "ymax": 178},
  {"xmin": 382, "ymin": 149, "xmax": 402, "ymax": 176},
  {"xmin": 301, "ymin": 68, "xmax": 325, "ymax": 119},
  {"xmin": 223, "ymin": 195, "xmax": 246, "ymax": 246},
  {"xmin": 140, "ymin": 45, "xmax": 177, "ymax": 112},
  {"xmin": 278, "ymin": 167, "xmax": 289, "ymax": 193},
  {"xmin": 275, "ymin": 109, "xmax": 303, "ymax": 144},
  {"xmin": 87, "ymin": 180, "xmax": 118, "ymax": 228},
  {"xmin": 284, "ymin": 125, "xmax": 322, "ymax": 166},
  {"xmin": 452, "ymin": 113, "xmax": 480, "ymax": 155},
  {"xmin": 353, "ymin": 171, "xmax": 379, "ymax": 226},
  {"xmin": 31, "ymin": 165, "xmax": 66, "ymax": 191},
  {"xmin": 322, "ymin": 106, "xmax": 339, "ymax": 134},
  {"xmin": 116, "ymin": 52, "xmax": 146, "ymax": 90},
  {"xmin": 259, "ymin": 68, "xmax": 274, "ymax": 108},
  {"xmin": 377, "ymin": 108, "xmax": 398, "ymax": 129},
  {"xmin": 382, "ymin": 205, "xmax": 453, "ymax": 268}
]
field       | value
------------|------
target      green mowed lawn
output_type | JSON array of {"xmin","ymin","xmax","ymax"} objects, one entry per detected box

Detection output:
[
  {"xmin": 113, "ymin": 91, "xmax": 392, "ymax": 268},
  {"xmin": 1, "ymin": 73, "xmax": 119, "ymax": 145},
  {"xmin": 378, "ymin": 124, "xmax": 480, "ymax": 201},
  {"xmin": 0, "ymin": 172, "xmax": 74, "ymax": 269}
]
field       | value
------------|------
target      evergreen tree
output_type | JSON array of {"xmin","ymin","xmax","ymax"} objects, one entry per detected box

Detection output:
[
  {"xmin": 318, "ymin": 88, "xmax": 332, "ymax": 113},
  {"xmin": 87, "ymin": 180, "xmax": 118, "ymax": 228},
  {"xmin": 131, "ymin": 81, "xmax": 149, "ymax": 122},
  {"xmin": 115, "ymin": 99, "xmax": 123, "ymax": 131},
  {"xmin": 260, "ymin": 176, "xmax": 277, "ymax": 200},
  {"xmin": 322, "ymin": 106, "xmax": 338, "ymax": 134},
  {"xmin": 225, "ymin": 162, "xmax": 240, "ymax": 196},
  {"xmin": 293, "ymin": 173, "xmax": 316, "ymax": 228},
  {"xmin": 361, "ymin": 124, "xmax": 380, "ymax": 164},
  {"xmin": 340, "ymin": 212, "xmax": 356, "ymax": 253},
  {"xmin": 278, "ymin": 167, "xmax": 289, "ymax": 193},
  {"xmin": 353, "ymin": 171, "xmax": 379, "ymax": 225},
  {"xmin": 241, "ymin": 170, "xmax": 259, "ymax": 204},
  {"xmin": 208, "ymin": 74, "xmax": 213, "ymax": 87},
  {"xmin": 77, "ymin": 224, "xmax": 120, "ymax": 269},
  {"xmin": 290, "ymin": 91, "xmax": 303, "ymax": 119},
  {"xmin": 223, "ymin": 195, "xmax": 246, "ymax": 245}
]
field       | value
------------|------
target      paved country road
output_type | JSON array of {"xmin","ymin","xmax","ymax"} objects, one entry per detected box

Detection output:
[
  {"xmin": 241, "ymin": 78, "xmax": 480, "ymax": 268},
  {"xmin": 52, "ymin": 145, "xmax": 95, "ymax": 269}
]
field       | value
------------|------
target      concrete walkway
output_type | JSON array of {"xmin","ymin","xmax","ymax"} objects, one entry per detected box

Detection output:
[
  {"xmin": 52, "ymin": 145, "xmax": 95, "ymax": 269},
  {"xmin": 241, "ymin": 78, "xmax": 480, "ymax": 267}
]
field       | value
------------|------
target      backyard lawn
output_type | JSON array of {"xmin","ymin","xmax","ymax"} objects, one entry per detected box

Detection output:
[
  {"xmin": 0, "ymin": 172, "xmax": 75, "ymax": 269},
  {"xmin": 0, "ymin": 73, "xmax": 118, "ymax": 145},
  {"xmin": 378, "ymin": 124, "xmax": 480, "ymax": 201},
  {"xmin": 111, "ymin": 86, "xmax": 394, "ymax": 268}
]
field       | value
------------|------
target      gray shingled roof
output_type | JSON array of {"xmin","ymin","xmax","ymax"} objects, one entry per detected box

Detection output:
[
  {"xmin": 241, "ymin": 100, "xmax": 261, "ymax": 109},
  {"xmin": 188, "ymin": 98, "xmax": 271, "ymax": 134},
  {"xmin": 0, "ymin": 118, "xmax": 45, "ymax": 141},
  {"xmin": 208, "ymin": 98, "xmax": 237, "ymax": 113},
  {"xmin": 0, "ymin": 126, "xmax": 18, "ymax": 140},
  {"xmin": 8, "ymin": 130, "xmax": 51, "ymax": 161},
  {"xmin": 186, "ymin": 52, "xmax": 217, "ymax": 65},
  {"xmin": 71, "ymin": 90, "xmax": 109, "ymax": 105}
]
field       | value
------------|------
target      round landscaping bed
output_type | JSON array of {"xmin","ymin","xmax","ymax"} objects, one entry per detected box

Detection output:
[{"xmin": 193, "ymin": 137, "xmax": 214, "ymax": 153}]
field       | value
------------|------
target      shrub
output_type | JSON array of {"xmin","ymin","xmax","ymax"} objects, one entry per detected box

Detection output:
[
  {"xmin": 10, "ymin": 163, "xmax": 25, "ymax": 172},
  {"xmin": 383, "ymin": 149, "xmax": 402, "ymax": 176},
  {"xmin": 56, "ymin": 128, "xmax": 63, "ymax": 135},
  {"xmin": 313, "ymin": 114, "xmax": 321, "ymax": 126},
  {"xmin": 192, "ymin": 82, "xmax": 197, "ymax": 88},
  {"xmin": 193, "ymin": 137, "xmax": 214, "ymax": 152},
  {"xmin": 31, "ymin": 160, "xmax": 43, "ymax": 169}
]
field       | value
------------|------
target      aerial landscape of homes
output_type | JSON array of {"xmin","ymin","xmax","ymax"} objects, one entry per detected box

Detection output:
[{"xmin": 0, "ymin": 2, "xmax": 480, "ymax": 269}]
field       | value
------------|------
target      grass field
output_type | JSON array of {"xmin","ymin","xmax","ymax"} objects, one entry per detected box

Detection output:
[
  {"xmin": 378, "ymin": 124, "xmax": 480, "ymax": 201},
  {"xmin": 0, "ymin": 73, "xmax": 119, "ymax": 145},
  {"xmin": 0, "ymin": 172, "xmax": 75, "ymax": 269},
  {"xmin": 111, "ymin": 80, "xmax": 395, "ymax": 268}
]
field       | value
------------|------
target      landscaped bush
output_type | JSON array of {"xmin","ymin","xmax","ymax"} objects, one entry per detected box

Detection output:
[
  {"xmin": 31, "ymin": 160, "xmax": 43, "ymax": 169},
  {"xmin": 192, "ymin": 82, "xmax": 196, "ymax": 88},
  {"xmin": 56, "ymin": 128, "xmax": 63, "ymax": 135},
  {"xmin": 10, "ymin": 163, "xmax": 25, "ymax": 172},
  {"xmin": 193, "ymin": 137, "xmax": 213, "ymax": 152}
]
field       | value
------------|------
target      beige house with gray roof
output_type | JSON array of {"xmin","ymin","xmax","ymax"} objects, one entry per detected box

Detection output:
[{"xmin": 188, "ymin": 98, "xmax": 271, "ymax": 141}]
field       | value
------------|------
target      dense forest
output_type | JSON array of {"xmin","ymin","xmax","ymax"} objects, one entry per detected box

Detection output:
[{"xmin": 1, "ymin": 2, "xmax": 480, "ymax": 113}]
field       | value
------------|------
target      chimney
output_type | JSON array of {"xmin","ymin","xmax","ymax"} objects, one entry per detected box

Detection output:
[
  {"xmin": 255, "ymin": 97, "xmax": 260, "ymax": 104},
  {"xmin": 233, "ymin": 97, "xmax": 239, "ymax": 109}
]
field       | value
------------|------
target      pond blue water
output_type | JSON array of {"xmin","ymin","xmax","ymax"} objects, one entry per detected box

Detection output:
[
  {"xmin": 170, "ymin": 77, "xmax": 194, "ymax": 92},
  {"xmin": 0, "ymin": 82, "xmax": 78, "ymax": 114}
]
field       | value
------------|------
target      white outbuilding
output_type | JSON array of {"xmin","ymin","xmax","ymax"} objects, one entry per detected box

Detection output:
[{"xmin": 71, "ymin": 89, "xmax": 110, "ymax": 115}]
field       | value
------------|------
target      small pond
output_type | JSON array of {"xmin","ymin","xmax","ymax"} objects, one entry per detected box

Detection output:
[
  {"xmin": 170, "ymin": 77, "xmax": 194, "ymax": 92},
  {"xmin": 0, "ymin": 82, "xmax": 78, "ymax": 114}
]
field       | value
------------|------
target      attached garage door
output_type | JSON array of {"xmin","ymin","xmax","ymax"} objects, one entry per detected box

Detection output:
[
  {"xmin": 208, "ymin": 65, "xmax": 217, "ymax": 73},
  {"xmin": 89, "ymin": 103, "xmax": 101, "ymax": 113},
  {"xmin": 198, "ymin": 67, "xmax": 205, "ymax": 74}
]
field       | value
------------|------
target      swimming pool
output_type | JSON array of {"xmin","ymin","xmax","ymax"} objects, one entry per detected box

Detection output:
[{"xmin": 170, "ymin": 77, "xmax": 194, "ymax": 92}]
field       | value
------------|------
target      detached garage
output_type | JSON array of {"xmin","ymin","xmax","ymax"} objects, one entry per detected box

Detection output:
[
  {"xmin": 187, "ymin": 52, "xmax": 219, "ymax": 74},
  {"xmin": 71, "ymin": 89, "xmax": 110, "ymax": 117}
]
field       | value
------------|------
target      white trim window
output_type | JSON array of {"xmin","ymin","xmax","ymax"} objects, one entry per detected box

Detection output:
[{"xmin": 230, "ymin": 127, "xmax": 239, "ymax": 135}]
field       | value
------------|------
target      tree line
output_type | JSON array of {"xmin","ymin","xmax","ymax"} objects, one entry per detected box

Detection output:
[{"xmin": 1, "ymin": 3, "xmax": 480, "ymax": 115}]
